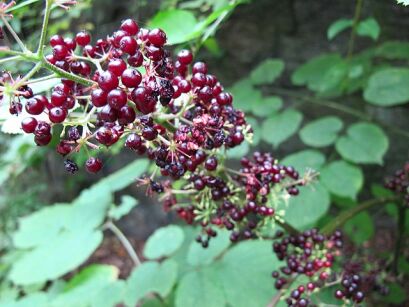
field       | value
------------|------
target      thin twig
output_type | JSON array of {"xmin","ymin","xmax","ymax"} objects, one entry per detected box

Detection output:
[
  {"xmin": 321, "ymin": 196, "xmax": 398, "ymax": 235},
  {"xmin": 272, "ymin": 88, "xmax": 409, "ymax": 139},
  {"xmin": 105, "ymin": 221, "xmax": 141, "ymax": 267},
  {"xmin": 347, "ymin": 0, "xmax": 364, "ymax": 58},
  {"xmin": 0, "ymin": 15, "xmax": 27, "ymax": 52},
  {"xmin": 393, "ymin": 203, "xmax": 406, "ymax": 274}
]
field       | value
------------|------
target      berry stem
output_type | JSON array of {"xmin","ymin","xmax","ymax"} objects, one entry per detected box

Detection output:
[
  {"xmin": 37, "ymin": 0, "xmax": 53, "ymax": 56},
  {"xmin": 14, "ymin": 62, "xmax": 42, "ymax": 89},
  {"xmin": 0, "ymin": 14, "xmax": 27, "ymax": 52},
  {"xmin": 321, "ymin": 196, "xmax": 399, "ymax": 235},
  {"xmin": 0, "ymin": 55, "xmax": 21, "ymax": 64},
  {"xmin": 392, "ymin": 203, "xmax": 406, "ymax": 274},
  {"xmin": 41, "ymin": 57, "xmax": 97, "ymax": 86},
  {"xmin": 104, "ymin": 221, "xmax": 141, "ymax": 267}
]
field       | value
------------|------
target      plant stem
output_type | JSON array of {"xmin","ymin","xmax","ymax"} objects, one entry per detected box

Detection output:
[
  {"xmin": 393, "ymin": 204, "xmax": 406, "ymax": 274},
  {"xmin": 14, "ymin": 62, "xmax": 42, "ymax": 88},
  {"xmin": 105, "ymin": 221, "xmax": 141, "ymax": 267},
  {"xmin": 37, "ymin": 0, "xmax": 53, "ymax": 56},
  {"xmin": 275, "ymin": 218, "xmax": 299, "ymax": 236},
  {"xmin": 41, "ymin": 57, "xmax": 96, "ymax": 86},
  {"xmin": 0, "ymin": 55, "xmax": 21, "ymax": 64},
  {"xmin": 272, "ymin": 88, "xmax": 409, "ymax": 139},
  {"xmin": 347, "ymin": 0, "xmax": 364, "ymax": 58},
  {"xmin": 0, "ymin": 15, "xmax": 27, "ymax": 52},
  {"xmin": 321, "ymin": 196, "xmax": 398, "ymax": 235}
]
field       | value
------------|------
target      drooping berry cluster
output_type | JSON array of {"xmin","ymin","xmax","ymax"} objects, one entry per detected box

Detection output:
[
  {"xmin": 384, "ymin": 162, "xmax": 409, "ymax": 207},
  {"xmin": 151, "ymin": 152, "xmax": 306, "ymax": 247},
  {"xmin": 272, "ymin": 229, "xmax": 343, "ymax": 306},
  {"xmin": 2, "ymin": 17, "xmax": 307, "ymax": 243},
  {"xmin": 333, "ymin": 259, "xmax": 390, "ymax": 304},
  {"xmin": 5, "ymin": 18, "xmax": 250, "ymax": 176},
  {"xmin": 334, "ymin": 272, "xmax": 365, "ymax": 304}
]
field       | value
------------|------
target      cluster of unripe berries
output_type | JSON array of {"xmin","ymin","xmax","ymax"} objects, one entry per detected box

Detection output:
[
  {"xmin": 384, "ymin": 162, "xmax": 409, "ymax": 207},
  {"xmin": 272, "ymin": 229, "xmax": 343, "ymax": 306}
]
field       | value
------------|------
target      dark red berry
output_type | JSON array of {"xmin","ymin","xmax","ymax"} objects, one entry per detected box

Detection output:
[
  {"xmin": 119, "ymin": 36, "xmax": 138, "ymax": 55},
  {"xmin": 75, "ymin": 31, "xmax": 91, "ymax": 46},
  {"xmin": 120, "ymin": 19, "xmax": 139, "ymax": 36},
  {"xmin": 205, "ymin": 156, "xmax": 218, "ymax": 171},
  {"xmin": 21, "ymin": 117, "xmax": 38, "ymax": 133},
  {"xmin": 53, "ymin": 44, "xmax": 69, "ymax": 61},
  {"xmin": 25, "ymin": 97, "xmax": 45, "ymax": 115},
  {"xmin": 107, "ymin": 89, "xmax": 127, "ymax": 110},
  {"xmin": 121, "ymin": 68, "xmax": 142, "ymax": 88},
  {"xmin": 148, "ymin": 28, "xmax": 167, "ymax": 46},
  {"xmin": 177, "ymin": 49, "xmax": 193, "ymax": 65},
  {"xmin": 98, "ymin": 71, "xmax": 119, "ymax": 91},
  {"xmin": 91, "ymin": 88, "xmax": 108, "ymax": 107},
  {"xmin": 49, "ymin": 107, "xmax": 67, "ymax": 123},
  {"xmin": 85, "ymin": 157, "xmax": 103, "ymax": 173},
  {"xmin": 108, "ymin": 58, "xmax": 127, "ymax": 76}
]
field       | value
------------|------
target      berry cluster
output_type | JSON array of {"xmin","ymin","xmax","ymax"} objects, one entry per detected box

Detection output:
[
  {"xmin": 334, "ymin": 272, "xmax": 365, "ymax": 304},
  {"xmin": 5, "ymin": 18, "xmax": 250, "ymax": 176},
  {"xmin": 153, "ymin": 152, "xmax": 305, "ymax": 247},
  {"xmin": 272, "ymin": 229, "xmax": 343, "ymax": 306},
  {"xmin": 2, "ymin": 17, "xmax": 306, "ymax": 243},
  {"xmin": 333, "ymin": 258, "xmax": 390, "ymax": 304},
  {"xmin": 384, "ymin": 162, "xmax": 409, "ymax": 207}
]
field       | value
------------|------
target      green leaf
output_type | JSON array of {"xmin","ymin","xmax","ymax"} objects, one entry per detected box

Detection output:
[
  {"xmin": 252, "ymin": 96, "xmax": 283, "ymax": 117},
  {"xmin": 335, "ymin": 122, "xmax": 389, "ymax": 164},
  {"xmin": 299, "ymin": 116, "xmax": 343, "ymax": 147},
  {"xmin": 250, "ymin": 59, "xmax": 285, "ymax": 85},
  {"xmin": 383, "ymin": 282, "xmax": 406, "ymax": 304},
  {"xmin": 281, "ymin": 150, "xmax": 326, "ymax": 176},
  {"xmin": 226, "ymin": 142, "xmax": 249, "ymax": 159},
  {"xmin": 217, "ymin": 241, "xmax": 279, "ymax": 307},
  {"xmin": 125, "ymin": 260, "xmax": 178, "ymax": 306},
  {"xmin": 108, "ymin": 195, "xmax": 138, "ymax": 221},
  {"xmin": 9, "ymin": 160, "xmax": 148, "ymax": 285},
  {"xmin": 144, "ymin": 225, "xmax": 185, "ymax": 259},
  {"xmin": 357, "ymin": 17, "xmax": 380, "ymax": 41},
  {"xmin": 90, "ymin": 281, "xmax": 126, "ymax": 307},
  {"xmin": 175, "ymin": 269, "xmax": 225, "ymax": 307},
  {"xmin": 0, "ymin": 293, "xmax": 49, "ymax": 307},
  {"xmin": 343, "ymin": 211, "xmax": 374, "ymax": 244},
  {"xmin": 375, "ymin": 41, "xmax": 409, "ymax": 60},
  {"xmin": 320, "ymin": 160, "xmax": 364, "ymax": 200},
  {"xmin": 280, "ymin": 182, "xmax": 330, "ymax": 229},
  {"xmin": 261, "ymin": 109, "xmax": 303, "ymax": 148},
  {"xmin": 186, "ymin": 229, "xmax": 231, "ymax": 266},
  {"xmin": 13, "ymin": 205, "xmax": 72, "ymax": 249},
  {"xmin": 292, "ymin": 53, "xmax": 347, "ymax": 93},
  {"xmin": 148, "ymin": 10, "xmax": 198, "ymax": 45},
  {"xmin": 9, "ymin": 230, "xmax": 103, "ymax": 285},
  {"xmin": 229, "ymin": 78, "xmax": 262, "ymax": 112},
  {"xmin": 364, "ymin": 68, "xmax": 409, "ymax": 106},
  {"xmin": 90, "ymin": 159, "xmax": 149, "ymax": 194},
  {"xmin": 327, "ymin": 18, "xmax": 353, "ymax": 40},
  {"xmin": 51, "ymin": 265, "xmax": 119, "ymax": 307}
]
